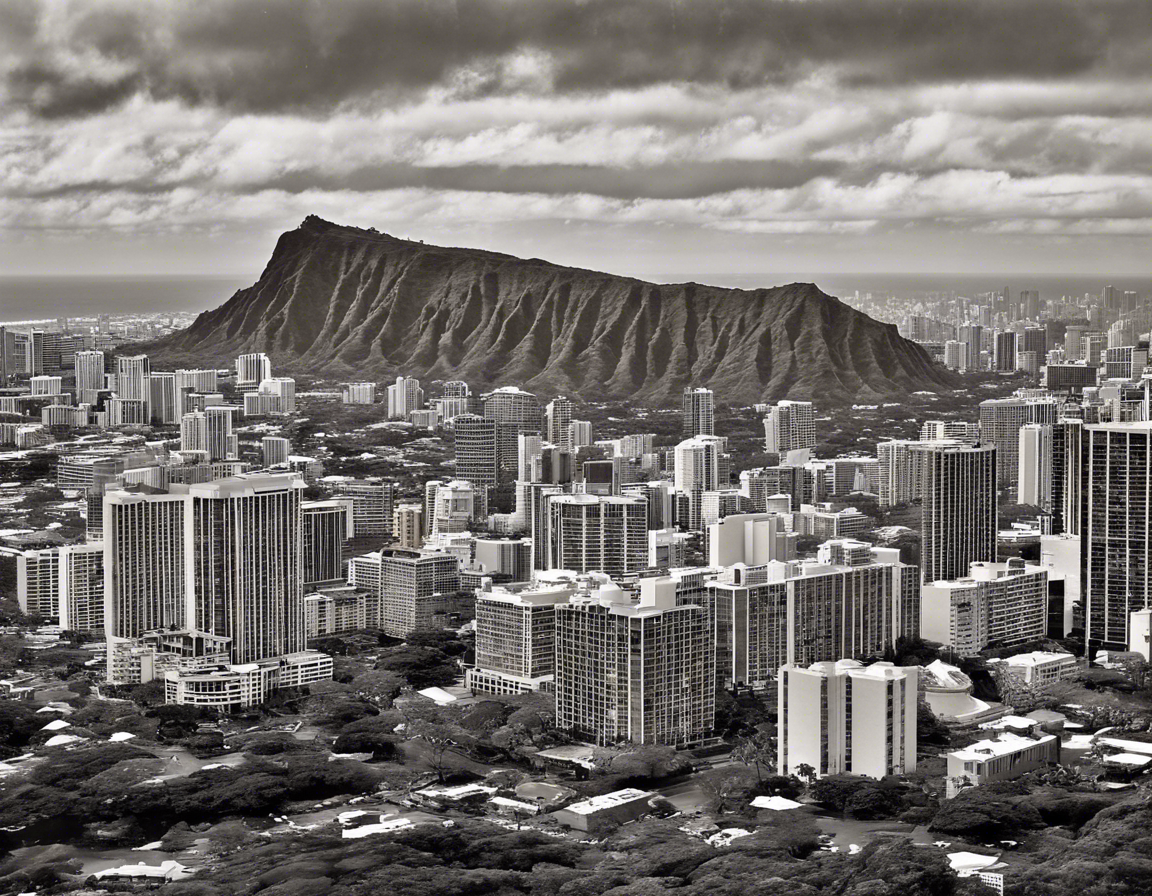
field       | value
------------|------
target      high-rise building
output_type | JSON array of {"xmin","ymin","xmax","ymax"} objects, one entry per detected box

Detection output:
[
  {"xmin": 75, "ymin": 350, "xmax": 105, "ymax": 403},
  {"xmin": 175, "ymin": 369, "xmax": 219, "ymax": 417},
  {"xmin": 431, "ymin": 479, "xmax": 474, "ymax": 534},
  {"xmin": 994, "ymin": 330, "xmax": 1017, "ymax": 371},
  {"xmin": 30, "ymin": 375, "xmax": 62, "ymax": 396},
  {"xmin": 1082, "ymin": 421, "xmax": 1152, "ymax": 649},
  {"xmin": 466, "ymin": 576, "xmax": 576, "ymax": 694},
  {"xmin": 453, "ymin": 413, "xmax": 505, "ymax": 491},
  {"xmin": 330, "ymin": 477, "xmax": 397, "ymax": 537},
  {"xmin": 555, "ymin": 575, "xmax": 715, "ymax": 745},
  {"xmin": 392, "ymin": 504, "xmax": 424, "ymax": 549},
  {"xmin": 763, "ymin": 400, "xmax": 816, "ymax": 456},
  {"xmin": 259, "ymin": 377, "xmax": 297, "ymax": 414},
  {"xmin": 959, "ymin": 323, "xmax": 983, "ymax": 371},
  {"xmin": 674, "ymin": 435, "xmax": 730, "ymax": 529},
  {"xmin": 569, "ymin": 420, "xmax": 593, "ymax": 449},
  {"xmin": 709, "ymin": 540, "xmax": 918, "ymax": 688},
  {"xmin": 545, "ymin": 396, "xmax": 574, "ymax": 451},
  {"xmin": 236, "ymin": 353, "xmax": 272, "ymax": 392},
  {"xmin": 545, "ymin": 494, "xmax": 647, "ymax": 579},
  {"xmin": 377, "ymin": 548, "xmax": 461, "ymax": 637},
  {"xmin": 920, "ymin": 421, "xmax": 979, "ymax": 444},
  {"xmin": 387, "ymin": 376, "xmax": 424, "ymax": 419},
  {"xmin": 342, "ymin": 382, "xmax": 377, "ymax": 404},
  {"xmin": 302, "ymin": 499, "xmax": 352, "ymax": 588},
  {"xmin": 979, "ymin": 396, "xmax": 1057, "ymax": 486},
  {"xmin": 778, "ymin": 661, "xmax": 917, "ymax": 780},
  {"xmin": 1018, "ymin": 423, "xmax": 1053, "ymax": 508},
  {"xmin": 149, "ymin": 372, "xmax": 178, "ymax": 425},
  {"xmin": 262, "ymin": 436, "xmax": 290, "ymax": 468},
  {"xmin": 916, "ymin": 442, "xmax": 997, "ymax": 584},
  {"xmin": 16, "ymin": 547, "xmax": 61, "ymax": 619},
  {"xmin": 682, "ymin": 387, "xmax": 715, "ymax": 437},
  {"xmin": 116, "ymin": 354, "xmax": 151, "ymax": 411},
  {"xmin": 57, "ymin": 542, "xmax": 105, "ymax": 634},
  {"xmin": 1052, "ymin": 418, "xmax": 1082, "ymax": 536},
  {"xmin": 180, "ymin": 411, "xmax": 207, "ymax": 454},
  {"xmin": 921, "ymin": 559, "xmax": 1049, "ymax": 656},
  {"xmin": 187, "ymin": 475, "xmax": 306, "ymax": 664},
  {"xmin": 943, "ymin": 340, "xmax": 969, "ymax": 371},
  {"xmin": 204, "ymin": 406, "xmax": 239, "ymax": 461},
  {"xmin": 1019, "ymin": 289, "xmax": 1041, "ymax": 320},
  {"xmin": 104, "ymin": 489, "xmax": 191, "ymax": 646}
]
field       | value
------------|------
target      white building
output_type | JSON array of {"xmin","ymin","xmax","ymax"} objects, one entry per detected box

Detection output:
[
  {"xmin": 987, "ymin": 651, "xmax": 1081, "ymax": 686},
  {"xmin": 682, "ymin": 387, "xmax": 715, "ymax": 437},
  {"xmin": 236, "ymin": 352, "xmax": 272, "ymax": 392},
  {"xmin": 466, "ymin": 576, "xmax": 577, "ymax": 695},
  {"xmin": 343, "ymin": 382, "xmax": 377, "ymax": 404},
  {"xmin": 778, "ymin": 660, "xmax": 917, "ymax": 780},
  {"xmin": 431, "ymin": 479, "xmax": 474, "ymax": 535},
  {"xmin": 710, "ymin": 540, "xmax": 919, "ymax": 688},
  {"xmin": 387, "ymin": 376, "xmax": 424, "ymax": 419},
  {"xmin": 946, "ymin": 732, "xmax": 1060, "ymax": 798},
  {"xmin": 544, "ymin": 494, "xmax": 647, "ymax": 579},
  {"xmin": 262, "ymin": 436, "xmax": 290, "ymax": 468},
  {"xmin": 763, "ymin": 400, "xmax": 816, "ymax": 457},
  {"xmin": 921, "ymin": 560, "xmax": 1049, "ymax": 656}
]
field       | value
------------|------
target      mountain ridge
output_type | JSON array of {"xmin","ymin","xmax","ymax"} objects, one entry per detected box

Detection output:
[{"xmin": 146, "ymin": 216, "xmax": 958, "ymax": 405}]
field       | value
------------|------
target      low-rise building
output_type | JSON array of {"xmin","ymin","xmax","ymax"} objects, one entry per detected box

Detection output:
[
  {"xmin": 946, "ymin": 732, "xmax": 1060, "ymax": 797},
  {"xmin": 552, "ymin": 788, "xmax": 656, "ymax": 833},
  {"xmin": 987, "ymin": 651, "xmax": 1082, "ymax": 685},
  {"xmin": 163, "ymin": 650, "xmax": 333, "ymax": 709}
]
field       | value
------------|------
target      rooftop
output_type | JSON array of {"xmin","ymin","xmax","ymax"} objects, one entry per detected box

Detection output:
[{"xmin": 560, "ymin": 788, "xmax": 654, "ymax": 815}]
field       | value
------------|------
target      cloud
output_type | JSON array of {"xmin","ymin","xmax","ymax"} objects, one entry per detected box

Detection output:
[{"xmin": 3, "ymin": 0, "xmax": 1152, "ymax": 118}]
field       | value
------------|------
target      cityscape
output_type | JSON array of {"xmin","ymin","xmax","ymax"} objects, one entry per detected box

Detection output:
[{"xmin": 2, "ymin": 2, "xmax": 1151, "ymax": 895}]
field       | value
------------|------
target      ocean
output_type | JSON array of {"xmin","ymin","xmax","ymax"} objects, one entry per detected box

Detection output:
[{"xmin": 0, "ymin": 276, "xmax": 253, "ymax": 324}]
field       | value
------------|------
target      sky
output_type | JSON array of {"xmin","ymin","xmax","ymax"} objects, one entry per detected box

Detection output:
[{"xmin": 3, "ymin": 0, "xmax": 1152, "ymax": 280}]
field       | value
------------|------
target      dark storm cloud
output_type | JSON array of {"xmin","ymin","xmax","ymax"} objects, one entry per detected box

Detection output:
[
  {"xmin": 8, "ymin": 159, "xmax": 844, "ymax": 201},
  {"xmin": 5, "ymin": 0, "xmax": 1151, "ymax": 118}
]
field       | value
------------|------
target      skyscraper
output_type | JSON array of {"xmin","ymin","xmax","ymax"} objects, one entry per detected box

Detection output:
[
  {"xmin": 467, "ymin": 577, "xmax": 577, "ymax": 695},
  {"xmin": 555, "ymin": 575, "xmax": 715, "ymax": 745},
  {"xmin": 330, "ymin": 478, "xmax": 397, "ymax": 537},
  {"xmin": 149, "ymin": 372, "xmax": 178, "ymax": 425},
  {"xmin": 1082, "ymin": 421, "xmax": 1152, "ymax": 649},
  {"xmin": 682, "ymin": 387, "xmax": 715, "ymax": 437},
  {"xmin": 545, "ymin": 396, "xmax": 574, "ymax": 451},
  {"xmin": 453, "ymin": 413, "xmax": 504, "ymax": 492},
  {"xmin": 204, "ymin": 405, "xmax": 239, "ymax": 461},
  {"xmin": 116, "ymin": 355, "xmax": 151, "ymax": 408},
  {"xmin": 75, "ymin": 350, "xmax": 105, "ymax": 404},
  {"xmin": 377, "ymin": 548, "xmax": 461, "ymax": 637},
  {"xmin": 262, "ymin": 435, "xmax": 290, "ymax": 468},
  {"xmin": 302, "ymin": 498, "xmax": 352, "ymax": 588},
  {"xmin": 104, "ymin": 489, "xmax": 190, "ymax": 643},
  {"xmin": 236, "ymin": 352, "xmax": 272, "ymax": 392},
  {"xmin": 979, "ymin": 396, "xmax": 1057, "ymax": 486},
  {"xmin": 674, "ymin": 434, "xmax": 729, "ymax": 528},
  {"xmin": 763, "ymin": 400, "xmax": 816, "ymax": 456},
  {"xmin": 917, "ymin": 442, "xmax": 997, "ymax": 584},
  {"xmin": 189, "ymin": 474, "xmax": 305, "ymax": 664},
  {"xmin": 545, "ymin": 494, "xmax": 648, "ymax": 579},
  {"xmin": 386, "ymin": 375, "xmax": 424, "ymax": 419}
]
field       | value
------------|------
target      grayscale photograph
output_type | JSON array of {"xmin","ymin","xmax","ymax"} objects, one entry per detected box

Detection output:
[{"xmin": 0, "ymin": 1, "xmax": 1149, "ymax": 893}]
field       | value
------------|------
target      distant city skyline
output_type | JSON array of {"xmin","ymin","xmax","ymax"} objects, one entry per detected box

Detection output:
[{"xmin": 3, "ymin": 1, "xmax": 1152, "ymax": 277}]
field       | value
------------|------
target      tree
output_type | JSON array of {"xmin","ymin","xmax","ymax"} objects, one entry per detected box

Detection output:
[
  {"xmin": 731, "ymin": 724, "xmax": 777, "ymax": 783},
  {"xmin": 795, "ymin": 763, "xmax": 817, "ymax": 785}
]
